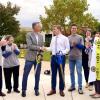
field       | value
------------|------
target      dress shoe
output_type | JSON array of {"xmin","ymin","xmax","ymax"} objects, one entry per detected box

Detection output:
[
  {"xmin": 47, "ymin": 90, "xmax": 56, "ymax": 96},
  {"xmin": 60, "ymin": 91, "xmax": 65, "ymax": 97},
  {"xmin": 22, "ymin": 91, "xmax": 26, "ymax": 97},
  {"xmin": 0, "ymin": 91, "xmax": 6, "ymax": 96},
  {"xmin": 35, "ymin": 90, "xmax": 40, "ymax": 96},
  {"xmin": 7, "ymin": 90, "xmax": 11, "ymax": 94},
  {"xmin": 14, "ymin": 89, "xmax": 20, "ymax": 93}
]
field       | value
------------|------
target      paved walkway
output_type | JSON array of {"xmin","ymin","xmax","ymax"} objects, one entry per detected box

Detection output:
[{"xmin": 0, "ymin": 59, "xmax": 94, "ymax": 100}]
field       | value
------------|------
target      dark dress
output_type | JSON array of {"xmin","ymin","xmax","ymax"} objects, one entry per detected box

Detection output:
[{"xmin": 82, "ymin": 38, "xmax": 94, "ymax": 85}]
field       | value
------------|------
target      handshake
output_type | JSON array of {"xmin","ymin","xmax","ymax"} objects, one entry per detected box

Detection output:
[{"xmin": 40, "ymin": 47, "xmax": 47, "ymax": 51}]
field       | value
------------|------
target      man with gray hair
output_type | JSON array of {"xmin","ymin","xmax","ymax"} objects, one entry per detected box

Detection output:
[{"xmin": 22, "ymin": 22, "xmax": 44, "ymax": 97}]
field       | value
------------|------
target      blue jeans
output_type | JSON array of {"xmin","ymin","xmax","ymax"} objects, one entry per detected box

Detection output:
[
  {"xmin": 22, "ymin": 60, "xmax": 41, "ymax": 91},
  {"xmin": 51, "ymin": 55, "xmax": 66, "ymax": 91},
  {"xmin": 69, "ymin": 59, "xmax": 82, "ymax": 89}
]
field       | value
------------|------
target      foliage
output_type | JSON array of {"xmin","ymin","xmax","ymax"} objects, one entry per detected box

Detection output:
[
  {"xmin": 0, "ymin": 2, "xmax": 20, "ymax": 36},
  {"xmin": 40, "ymin": 0, "xmax": 100, "ymax": 34}
]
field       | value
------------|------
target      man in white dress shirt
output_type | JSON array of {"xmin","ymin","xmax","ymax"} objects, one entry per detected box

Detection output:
[{"xmin": 46, "ymin": 25, "xmax": 70, "ymax": 97}]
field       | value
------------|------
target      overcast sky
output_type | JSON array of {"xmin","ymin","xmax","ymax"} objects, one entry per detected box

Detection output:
[{"xmin": 0, "ymin": 0, "xmax": 100, "ymax": 27}]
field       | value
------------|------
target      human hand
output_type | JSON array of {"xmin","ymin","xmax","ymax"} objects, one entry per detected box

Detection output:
[
  {"xmin": 85, "ymin": 42, "xmax": 91, "ymax": 48},
  {"xmin": 0, "ymin": 40, "xmax": 8, "ymax": 46},
  {"xmin": 43, "ymin": 47, "xmax": 47, "ymax": 51},
  {"xmin": 71, "ymin": 41, "xmax": 77, "ymax": 47},
  {"xmin": 12, "ymin": 44, "xmax": 17, "ymax": 50},
  {"xmin": 40, "ymin": 47, "xmax": 47, "ymax": 51}
]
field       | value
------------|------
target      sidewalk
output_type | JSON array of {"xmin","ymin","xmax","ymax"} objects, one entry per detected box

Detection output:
[{"xmin": 0, "ymin": 59, "xmax": 94, "ymax": 100}]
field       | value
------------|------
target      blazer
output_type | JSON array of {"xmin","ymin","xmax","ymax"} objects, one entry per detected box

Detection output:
[{"xmin": 25, "ymin": 32, "xmax": 44, "ymax": 61}]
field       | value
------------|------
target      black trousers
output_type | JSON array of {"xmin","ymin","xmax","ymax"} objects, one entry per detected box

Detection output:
[
  {"xmin": 82, "ymin": 59, "xmax": 89, "ymax": 82},
  {"xmin": 3, "ymin": 66, "xmax": 19, "ymax": 90},
  {"xmin": 95, "ymin": 80, "xmax": 100, "ymax": 94},
  {"xmin": 0, "ymin": 66, "xmax": 2, "ymax": 92}
]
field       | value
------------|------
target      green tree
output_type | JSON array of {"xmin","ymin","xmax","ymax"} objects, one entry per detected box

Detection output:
[
  {"xmin": 82, "ymin": 13, "xmax": 99, "ymax": 31},
  {"xmin": 67, "ymin": 0, "xmax": 88, "ymax": 25},
  {"xmin": 15, "ymin": 31, "xmax": 27, "ymax": 45},
  {"xmin": 40, "ymin": 0, "xmax": 68, "ymax": 33},
  {"xmin": 40, "ymin": 0, "xmax": 99, "ymax": 34},
  {"xmin": 96, "ymin": 23, "xmax": 100, "ymax": 32},
  {"xmin": 0, "ymin": 2, "xmax": 20, "ymax": 36}
]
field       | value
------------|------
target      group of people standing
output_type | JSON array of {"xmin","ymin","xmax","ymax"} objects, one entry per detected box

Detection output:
[{"xmin": 0, "ymin": 22, "xmax": 100, "ymax": 99}]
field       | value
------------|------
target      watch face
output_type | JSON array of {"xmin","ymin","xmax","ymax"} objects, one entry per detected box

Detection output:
[{"xmin": 91, "ymin": 66, "xmax": 96, "ymax": 72}]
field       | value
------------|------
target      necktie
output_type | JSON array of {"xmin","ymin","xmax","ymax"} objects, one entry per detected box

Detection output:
[{"xmin": 55, "ymin": 36, "xmax": 58, "ymax": 55}]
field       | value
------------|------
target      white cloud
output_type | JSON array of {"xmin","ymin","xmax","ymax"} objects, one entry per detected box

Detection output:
[
  {"xmin": 0, "ymin": 0, "xmax": 53, "ymax": 27},
  {"xmin": 88, "ymin": 0, "xmax": 100, "ymax": 21},
  {"xmin": 0, "ymin": 0, "xmax": 100, "ymax": 27}
]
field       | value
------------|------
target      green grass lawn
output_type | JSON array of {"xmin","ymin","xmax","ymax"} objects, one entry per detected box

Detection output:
[
  {"xmin": 19, "ymin": 49, "xmax": 51, "ymax": 61},
  {"xmin": 19, "ymin": 49, "xmax": 68, "ymax": 63},
  {"xmin": 43, "ymin": 51, "xmax": 51, "ymax": 61}
]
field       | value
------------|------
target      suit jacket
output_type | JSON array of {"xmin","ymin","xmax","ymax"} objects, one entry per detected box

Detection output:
[{"xmin": 25, "ymin": 32, "xmax": 44, "ymax": 61}]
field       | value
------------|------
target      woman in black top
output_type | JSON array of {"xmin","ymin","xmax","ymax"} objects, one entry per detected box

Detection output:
[{"xmin": 82, "ymin": 30, "xmax": 94, "ymax": 91}]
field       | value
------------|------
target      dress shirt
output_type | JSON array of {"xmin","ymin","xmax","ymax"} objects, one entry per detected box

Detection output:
[
  {"xmin": 47, "ymin": 33, "xmax": 70, "ymax": 55},
  {"xmin": 34, "ymin": 33, "xmax": 39, "ymax": 45}
]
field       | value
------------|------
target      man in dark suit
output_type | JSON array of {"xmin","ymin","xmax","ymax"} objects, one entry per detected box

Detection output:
[{"xmin": 22, "ymin": 22, "xmax": 44, "ymax": 97}]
